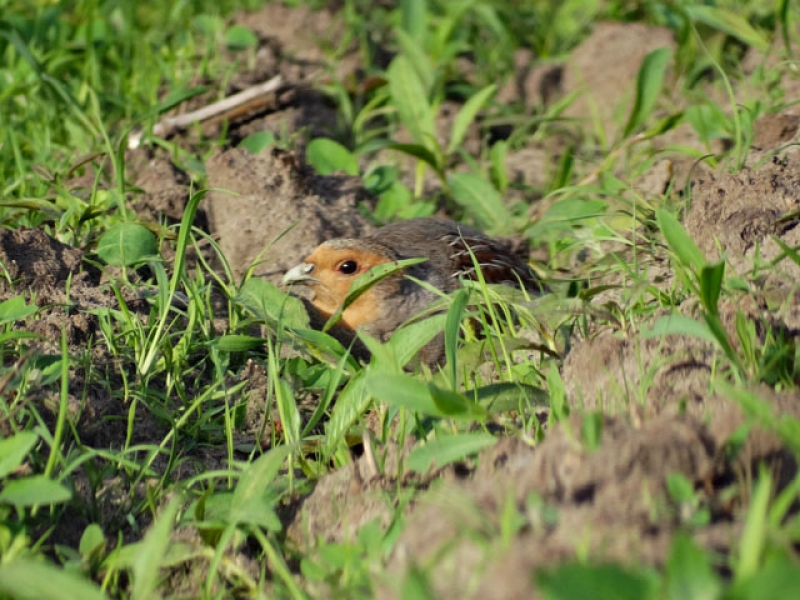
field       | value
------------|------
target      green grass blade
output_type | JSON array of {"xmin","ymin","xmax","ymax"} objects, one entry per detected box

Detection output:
[
  {"xmin": 388, "ymin": 55, "xmax": 436, "ymax": 150},
  {"xmin": 406, "ymin": 432, "xmax": 496, "ymax": 473},
  {"xmin": 656, "ymin": 208, "xmax": 707, "ymax": 272},
  {"xmin": 623, "ymin": 47, "xmax": 671, "ymax": 138},
  {"xmin": 684, "ymin": 5, "xmax": 769, "ymax": 54},
  {"xmin": 447, "ymin": 83, "xmax": 496, "ymax": 155},
  {"xmin": 445, "ymin": 288, "xmax": 469, "ymax": 387},
  {"xmin": 448, "ymin": 172, "xmax": 511, "ymax": 234}
]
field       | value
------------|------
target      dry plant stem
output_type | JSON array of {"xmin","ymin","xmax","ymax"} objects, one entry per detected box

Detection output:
[{"xmin": 128, "ymin": 74, "xmax": 283, "ymax": 148}]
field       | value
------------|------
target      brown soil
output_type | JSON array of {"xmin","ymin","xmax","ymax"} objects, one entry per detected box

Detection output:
[{"xmin": 4, "ymin": 5, "xmax": 800, "ymax": 600}]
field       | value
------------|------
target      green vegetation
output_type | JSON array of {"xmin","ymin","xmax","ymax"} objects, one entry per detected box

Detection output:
[{"xmin": 1, "ymin": 0, "xmax": 799, "ymax": 598}]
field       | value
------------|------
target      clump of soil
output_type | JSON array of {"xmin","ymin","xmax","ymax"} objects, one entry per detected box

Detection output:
[{"xmin": 205, "ymin": 146, "xmax": 374, "ymax": 281}]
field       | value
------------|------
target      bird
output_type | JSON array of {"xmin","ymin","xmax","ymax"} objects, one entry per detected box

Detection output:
[{"xmin": 281, "ymin": 218, "xmax": 542, "ymax": 349}]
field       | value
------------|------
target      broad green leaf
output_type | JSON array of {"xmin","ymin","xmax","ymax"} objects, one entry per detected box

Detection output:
[
  {"xmin": 727, "ymin": 557, "xmax": 800, "ymax": 600},
  {"xmin": 537, "ymin": 563, "xmax": 659, "ymax": 600},
  {"xmin": 366, "ymin": 372, "xmax": 443, "ymax": 416},
  {"xmin": 0, "ymin": 475, "xmax": 71, "ymax": 506},
  {"xmin": 0, "ymin": 559, "xmax": 109, "ymax": 600},
  {"xmin": 448, "ymin": 172, "xmax": 511, "ymax": 234},
  {"xmin": 389, "ymin": 142, "xmax": 442, "ymax": 172},
  {"xmin": 407, "ymin": 432, "xmax": 496, "ymax": 473},
  {"xmin": 0, "ymin": 295, "xmax": 37, "ymax": 323},
  {"xmin": 394, "ymin": 28, "xmax": 434, "ymax": 94},
  {"xmin": 0, "ymin": 432, "xmax": 38, "ymax": 478},
  {"xmin": 655, "ymin": 208, "xmax": 706, "ymax": 272},
  {"xmin": 238, "ymin": 277, "xmax": 310, "ymax": 329},
  {"xmin": 363, "ymin": 165, "xmax": 398, "ymax": 195},
  {"xmin": 685, "ymin": 5, "xmax": 769, "ymax": 53},
  {"xmin": 230, "ymin": 445, "xmax": 292, "ymax": 531},
  {"xmin": 665, "ymin": 532, "xmax": 721, "ymax": 600},
  {"xmin": 225, "ymin": 24, "xmax": 257, "ymax": 50},
  {"xmin": 685, "ymin": 104, "xmax": 731, "ymax": 143},
  {"xmin": 239, "ymin": 131, "xmax": 276, "ymax": 154},
  {"xmin": 447, "ymin": 84, "xmax": 497, "ymax": 155},
  {"xmin": 388, "ymin": 56, "xmax": 436, "ymax": 149},
  {"xmin": 216, "ymin": 334, "xmax": 265, "ymax": 352},
  {"xmin": 306, "ymin": 138, "xmax": 359, "ymax": 176},
  {"xmin": 79, "ymin": 524, "xmax": 107, "ymax": 560},
  {"xmin": 96, "ymin": 223, "xmax": 158, "ymax": 267},
  {"xmin": 474, "ymin": 382, "xmax": 549, "ymax": 414},
  {"xmin": 385, "ymin": 313, "xmax": 447, "ymax": 367},
  {"xmin": 400, "ymin": 0, "xmax": 427, "ymax": 42},
  {"xmin": 623, "ymin": 47, "xmax": 671, "ymax": 137},
  {"xmin": 324, "ymin": 371, "xmax": 370, "ymax": 457},
  {"xmin": 428, "ymin": 384, "xmax": 485, "ymax": 418},
  {"xmin": 642, "ymin": 315, "xmax": 717, "ymax": 344}
]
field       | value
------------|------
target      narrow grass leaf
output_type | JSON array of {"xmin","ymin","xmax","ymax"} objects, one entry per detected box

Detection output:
[
  {"xmin": 735, "ymin": 468, "xmax": 771, "ymax": 584},
  {"xmin": 407, "ymin": 432, "xmax": 496, "ymax": 473},
  {"xmin": 0, "ymin": 559, "xmax": 109, "ymax": 600},
  {"xmin": 702, "ymin": 313, "xmax": 742, "ymax": 371},
  {"xmin": 0, "ymin": 475, "xmax": 71, "ymax": 506},
  {"xmin": 138, "ymin": 191, "xmax": 205, "ymax": 375},
  {"xmin": 770, "ymin": 235, "xmax": 800, "ymax": 268},
  {"xmin": 445, "ymin": 288, "xmax": 469, "ymax": 385},
  {"xmin": 388, "ymin": 56, "xmax": 436, "ymax": 149},
  {"xmin": 623, "ymin": 47, "xmax": 671, "ymax": 137},
  {"xmin": 306, "ymin": 138, "xmax": 359, "ymax": 175},
  {"xmin": 546, "ymin": 363, "xmax": 568, "ymax": 423},
  {"xmin": 447, "ymin": 84, "xmax": 496, "ymax": 155},
  {"xmin": 685, "ymin": 5, "xmax": 769, "ymax": 54},
  {"xmin": 151, "ymin": 86, "xmax": 210, "ymax": 116},
  {"xmin": 656, "ymin": 208, "xmax": 706, "ymax": 272},
  {"xmin": 0, "ymin": 432, "xmax": 38, "ymax": 478},
  {"xmin": 448, "ymin": 172, "xmax": 511, "ymax": 234},
  {"xmin": 131, "ymin": 498, "xmax": 180, "ymax": 600},
  {"xmin": 699, "ymin": 261, "xmax": 725, "ymax": 316}
]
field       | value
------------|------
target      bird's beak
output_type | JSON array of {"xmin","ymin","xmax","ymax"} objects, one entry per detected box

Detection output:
[{"xmin": 282, "ymin": 262, "xmax": 319, "ymax": 286}]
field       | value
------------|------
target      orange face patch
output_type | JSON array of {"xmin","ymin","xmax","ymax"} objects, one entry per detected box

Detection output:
[{"xmin": 302, "ymin": 246, "xmax": 392, "ymax": 329}]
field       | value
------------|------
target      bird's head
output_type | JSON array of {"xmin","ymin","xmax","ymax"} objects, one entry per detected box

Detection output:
[{"xmin": 282, "ymin": 239, "xmax": 397, "ymax": 330}]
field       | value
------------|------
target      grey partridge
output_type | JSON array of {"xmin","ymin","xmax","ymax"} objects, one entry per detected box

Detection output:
[{"xmin": 282, "ymin": 218, "xmax": 541, "ymax": 345}]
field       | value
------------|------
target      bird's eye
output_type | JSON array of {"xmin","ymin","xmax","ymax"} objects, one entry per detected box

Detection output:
[{"xmin": 338, "ymin": 260, "xmax": 358, "ymax": 275}]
